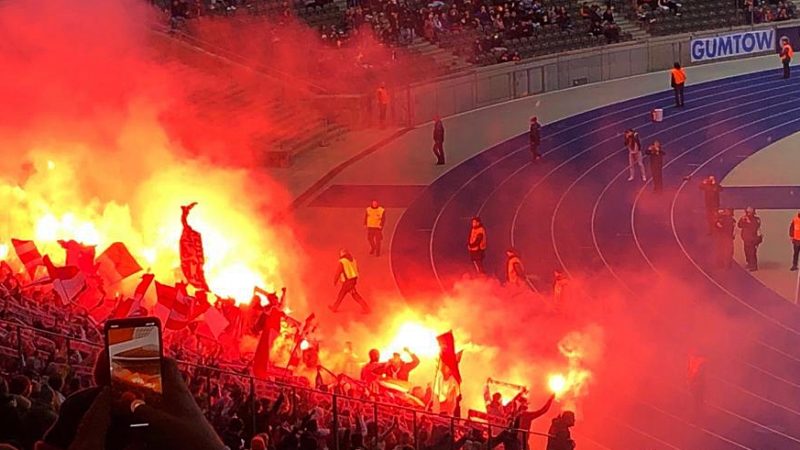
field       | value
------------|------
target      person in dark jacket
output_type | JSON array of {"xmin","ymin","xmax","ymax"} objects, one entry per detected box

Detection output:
[
  {"xmin": 546, "ymin": 411, "xmax": 576, "ymax": 450},
  {"xmin": 738, "ymin": 207, "xmax": 762, "ymax": 271},
  {"xmin": 645, "ymin": 139, "xmax": 665, "ymax": 192},
  {"xmin": 433, "ymin": 116, "xmax": 445, "ymax": 165},
  {"xmin": 529, "ymin": 117, "xmax": 542, "ymax": 161},
  {"xmin": 385, "ymin": 348, "xmax": 420, "ymax": 381},
  {"xmin": 699, "ymin": 176, "xmax": 722, "ymax": 234},
  {"xmin": 714, "ymin": 208, "xmax": 735, "ymax": 269}
]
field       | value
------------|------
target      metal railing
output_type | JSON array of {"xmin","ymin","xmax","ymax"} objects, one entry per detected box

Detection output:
[{"xmin": 0, "ymin": 318, "xmax": 549, "ymax": 450}]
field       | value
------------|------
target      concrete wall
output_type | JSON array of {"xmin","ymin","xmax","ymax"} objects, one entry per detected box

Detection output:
[{"xmin": 394, "ymin": 20, "xmax": 800, "ymax": 126}]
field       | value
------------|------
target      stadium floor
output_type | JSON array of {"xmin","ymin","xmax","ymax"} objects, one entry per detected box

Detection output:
[{"xmin": 390, "ymin": 69, "xmax": 800, "ymax": 450}]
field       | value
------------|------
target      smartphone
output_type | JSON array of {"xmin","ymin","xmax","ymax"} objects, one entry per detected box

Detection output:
[{"xmin": 105, "ymin": 317, "xmax": 164, "ymax": 427}]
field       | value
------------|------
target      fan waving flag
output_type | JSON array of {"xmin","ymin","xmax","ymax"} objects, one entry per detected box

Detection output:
[
  {"xmin": 43, "ymin": 255, "xmax": 87, "ymax": 306},
  {"xmin": 96, "ymin": 242, "xmax": 142, "ymax": 285},
  {"xmin": 179, "ymin": 203, "xmax": 209, "ymax": 290},
  {"xmin": 436, "ymin": 330, "xmax": 462, "ymax": 384},
  {"xmin": 11, "ymin": 239, "xmax": 43, "ymax": 279}
]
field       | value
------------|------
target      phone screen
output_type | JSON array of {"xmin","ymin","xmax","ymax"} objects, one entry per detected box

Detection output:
[{"xmin": 106, "ymin": 317, "xmax": 163, "ymax": 426}]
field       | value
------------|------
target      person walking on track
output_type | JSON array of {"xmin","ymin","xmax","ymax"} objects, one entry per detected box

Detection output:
[
  {"xmin": 780, "ymin": 37, "xmax": 794, "ymax": 79},
  {"xmin": 468, "ymin": 217, "xmax": 487, "ymax": 274},
  {"xmin": 433, "ymin": 115, "xmax": 446, "ymax": 165},
  {"xmin": 671, "ymin": 62, "xmax": 686, "ymax": 107},
  {"xmin": 624, "ymin": 129, "xmax": 646, "ymax": 182},
  {"xmin": 365, "ymin": 200, "xmax": 386, "ymax": 256},
  {"xmin": 645, "ymin": 139, "xmax": 666, "ymax": 193},
  {"xmin": 530, "ymin": 116, "xmax": 542, "ymax": 161},
  {"xmin": 331, "ymin": 249, "xmax": 371, "ymax": 313}
]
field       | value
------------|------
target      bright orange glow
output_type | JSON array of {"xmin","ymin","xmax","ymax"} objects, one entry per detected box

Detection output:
[
  {"xmin": 300, "ymin": 339, "xmax": 310, "ymax": 351},
  {"xmin": 0, "ymin": 244, "xmax": 7, "ymax": 261},
  {"xmin": 382, "ymin": 321, "xmax": 440, "ymax": 358},
  {"xmin": 548, "ymin": 373, "xmax": 567, "ymax": 395}
]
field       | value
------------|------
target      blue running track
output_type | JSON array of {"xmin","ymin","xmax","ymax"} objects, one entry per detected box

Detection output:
[{"xmin": 391, "ymin": 68, "xmax": 800, "ymax": 450}]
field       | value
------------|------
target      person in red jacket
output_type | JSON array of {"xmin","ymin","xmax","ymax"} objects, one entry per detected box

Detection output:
[
  {"xmin": 670, "ymin": 62, "xmax": 686, "ymax": 107},
  {"xmin": 780, "ymin": 37, "xmax": 794, "ymax": 79}
]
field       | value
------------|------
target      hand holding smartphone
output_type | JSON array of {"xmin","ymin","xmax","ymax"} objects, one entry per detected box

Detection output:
[{"xmin": 105, "ymin": 317, "xmax": 164, "ymax": 428}]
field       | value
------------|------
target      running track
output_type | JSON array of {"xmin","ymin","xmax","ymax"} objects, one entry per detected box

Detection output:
[{"xmin": 391, "ymin": 69, "xmax": 800, "ymax": 450}]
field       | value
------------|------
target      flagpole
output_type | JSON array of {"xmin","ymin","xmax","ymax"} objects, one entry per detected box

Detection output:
[{"xmin": 428, "ymin": 356, "xmax": 441, "ymax": 412}]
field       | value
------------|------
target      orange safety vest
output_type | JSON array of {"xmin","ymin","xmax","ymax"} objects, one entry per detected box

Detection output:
[
  {"xmin": 671, "ymin": 68, "xmax": 686, "ymax": 85},
  {"xmin": 506, "ymin": 255, "xmax": 523, "ymax": 284},
  {"xmin": 365, "ymin": 206, "xmax": 385, "ymax": 229},
  {"xmin": 468, "ymin": 226, "xmax": 487, "ymax": 251},
  {"xmin": 783, "ymin": 43, "xmax": 794, "ymax": 61},
  {"xmin": 340, "ymin": 257, "xmax": 359, "ymax": 281},
  {"xmin": 793, "ymin": 217, "xmax": 800, "ymax": 240}
]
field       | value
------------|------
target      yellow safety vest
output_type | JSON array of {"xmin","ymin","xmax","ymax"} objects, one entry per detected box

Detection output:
[
  {"xmin": 340, "ymin": 257, "xmax": 359, "ymax": 281},
  {"xmin": 366, "ymin": 207, "xmax": 385, "ymax": 229},
  {"xmin": 468, "ymin": 226, "xmax": 487, "ymax": 251},
  {"xmin": 793, "ymin": 217, "xmax": 800, "ymax": 240},
  {"xmin": 506, "ymin": 256, "xmax": 523, "ymax": 284}
]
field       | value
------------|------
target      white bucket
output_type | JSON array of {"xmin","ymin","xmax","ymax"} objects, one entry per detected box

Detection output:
[{"xmin": 651, "ymin": 108, "xmax": 664, "ymax": 122}]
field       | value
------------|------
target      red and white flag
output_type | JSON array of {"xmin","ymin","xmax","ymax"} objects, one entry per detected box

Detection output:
[
  {"xmin": 58, "ymin": 240, "xmax": 96, "ymax": 275},
  {"xmin": 96, "ymin": 242, "xmax": 142, "ymax": 285},
  {"xmin": 155, "ymin": 281, "xmax": 194, "ymax": 330},
  {"xmin": 43, "ymin": 255, "xmax": 87, "ymax": 305},
  {"xmin": 201, "ymin": 306, "xmax": 230, "ymax": 340},
  {"xmin": 179, "ymin": 203, "xmax": 209, "ymax": 291},
  {"xmin": 111, "ymin": 273, "xmax": 154, "ymax": 319},
  {"xmin": 11, "ymin": 239, "xmax": 43, "ymax": 279},
  {"xmin": 436, "ymin": 330, "xmax": 462, "ymax": 384}
]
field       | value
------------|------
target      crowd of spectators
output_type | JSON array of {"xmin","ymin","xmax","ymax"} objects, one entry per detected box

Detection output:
[
  {"xmin": 741, "ymin": 0, "xmax": 795, "ymax": 24},
  {"xmin": 0, "ymin": 262, "xmax": 578, "ymax": 450}
]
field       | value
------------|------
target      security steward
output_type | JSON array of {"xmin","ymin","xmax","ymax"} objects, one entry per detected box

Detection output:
[
  {"xmin": 670, "ymin": 62, "xmax": 686, "ymax": 107},
  {"xmin": 530, "ymin": 116, "xmax": 542, "ymax": 161},
  {"xmin": 331, "ymin": 249, "xmax": 371, "ymax": 313},
  {"xmin": 468, "ymin": 217, "xmax": 487, "ymax": 274},
  {"xmin": 714, "ymin": 208, "xmax": 735, "ymax": 269},
  {"xmin": 737, "ymin": 207, "xmax": 762, "ymax": 272},
  {"xmin": 365, "ymin": 200, "xmax": 386, "ymax": 256},
  {"xmin": 433, "ymin": 115, "xmax": 446, "ymax": 165},
  {"xmin": 645, "ymin": 140, "xmax": 666, "ymax": 193},
  {"xmin": 505, "ymin": 248, "xmax": 526, "ymax": 287},
  {"xmin": 781, "ymin": 37, "xmax": 794, "ymax": 79},
  {"xmin": 788, "ymin": 211, "xmax": 800, "ymax": 270}
]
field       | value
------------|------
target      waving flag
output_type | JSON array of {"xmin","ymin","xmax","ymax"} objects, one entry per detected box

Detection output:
[
  {"xmin": 11, "ymin": 239, "xmax": 43, "ymax": 279},
  {"xmin": 155, "ymin": 281, "xmax": 195, "ymax": 330},
  {"xmin": 179, "ymin": 203, "xmax": 209, "ymax": 290},
  {"xmin": 436, "ymin": 330, "xmax": 462, "ymax": 384},
  {"xmin": 252, "ymin": 307, "xmax": 284, "ymax": 378},
  {"xmin": 43, "ymin": 255, "xmax": 87, "ymax": 305},
  {"xmin": 58, "ymin": 240, "xmax": 96, "ymax": 275},
  {"xmin": 111, "ymin": 273, "xmax": 154, "ymax": 319},
  {"xmin": 96, "ymin": 242, "xmax": 142, "ymax": 285}
]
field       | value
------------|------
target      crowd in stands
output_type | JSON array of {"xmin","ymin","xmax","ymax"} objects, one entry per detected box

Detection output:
[
  {"xmin": 631, "ymin": 0, "xmax": 795, "ymax": 34},
  {"xmin": 0, "ymin": 265, "xmax": 576, "ymax": 450}
]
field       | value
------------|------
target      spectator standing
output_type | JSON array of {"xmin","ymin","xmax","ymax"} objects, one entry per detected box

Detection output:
[
  {"xmin": 671, "ymin": 62, "xmax": 686, "ymax": 107},
  {"xmin": 699, "ymin": 176, "xmax": 722, "ymax": 234},
  {"xmin": 738, "ymin": 207, "xmax": 762, "ymax": 271},
  {"xmin": 331, "ymin": 249, "xmax": 371, "ymax": 313},
  {"xmin": 365, "ymin": 200, "xmax": 386, "ymax": 257},
  {"xmin": 780, "ymin": 37, "xmax": 794, "ymax": 79},
  {"xmin": 788, "ymin": 211, "xmax": 800, "ymax": 270},
  {"xmin": 468, "ymin": 217, "xmax": 487, "ymax": 274},
  {"xmin": 433, "ymin": 116, "xmax": 446, "ymax": 165},
  {"xmin": 714, "ymin": 209, "xmax": 735, "ymax": 269},
  {"xmin": 529, "ymin": 117, "xmax": 542, "ymax": 161},
  {"xmin": 505, "ymin": 248, "xmax": 527, "ymax": 288},
  {"xmin": 386, "ymin": 348, "xmax": 420, "ymax": 381},
  {"xmin": 645, "ymin": 139, "xmax": 665, "ymax": 192},
  {"xmin": 546, "ymin": 411, "xmax": 576, "ymax": 450},
  {"xmin": 376, "ymin": 84, "xmax": 390, "ymax": 128},
  {"xmin": 624, "ymin": 129, "xmax": 646, "ymax": 182}
]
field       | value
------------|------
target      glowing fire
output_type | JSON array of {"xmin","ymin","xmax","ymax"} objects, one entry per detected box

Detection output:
[
  {"xmin": 548, "ymin": 373, "xmax": 567, "ymax": 396},
  {"xmin": 1, "ymin": 154, "xmax": 286, "ymax": 305},
  {"xmin": 382, "ymin": 321, "xmax": 441, "ymax": 358}
]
